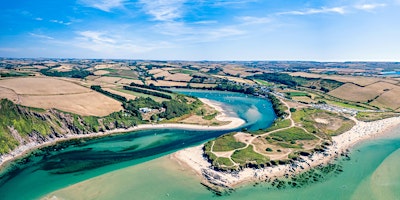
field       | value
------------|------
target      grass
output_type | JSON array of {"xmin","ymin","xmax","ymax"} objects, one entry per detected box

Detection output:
[
  {"xmin": 203, "ymin": 112, "xmax": 218, "ymax": 120},
  {"xmin": 251, "ymin": 119, "xmax": 291, "ymax": 135},
  {"xmin": 291, "ymin": 109, "xmax": 319, "ymax": 133},
  {"xmin": 329, "ymin": 120, "xmax": 356, "ymax": 136},
  {"xmin": 231, "ymin": 146, "xmax": 269, "ymax": 166},
  {"xmin": 356, "ymin": 112, "xmax": 400, "ymax": 122},
  {"xmin": 214, "ymin": 157, "xmax": 235, "ymax": 167},
  {"xmin": 264, "ymin": 119, "xmax": 291, "ymax": 132},
  {"xmin": 286, "ymin": 92, "xmax": 309, "ymax": 97},
  {"xmin": 270, "ymin": 127, "xmax": 317, "ymax": 141},
  {"xmin": 255, "ymin": 79, "xmax": 274, "ymax": 86},
  {"xmin": 276, "ymin": 142, "xmax": 302, "ymax": 149},
  {"xmin": 213, "ymin": 133, "xmax": 246, "ymax": 152},
  {"xmin": 326, "ymin": 100, "xmax": 368, "ymax": 110}
]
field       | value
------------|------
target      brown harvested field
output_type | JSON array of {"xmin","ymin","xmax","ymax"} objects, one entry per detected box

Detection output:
[
  {"xmin": 116, "ymin": 78, "xmax": 141, "ymax": 85},
  {"xmin": 190, "ymin": 83, "xmax": 217, "ymax": 88},
  {"xmin": 93, "ymin": 76, "xmax": 123, "ymax": 84},
  {"xmin": 223, "ymin": 68, "xmax": 255, "ymax": 77},
  {"xmin": 371, "ymin": 87, "xmax": 400, "ymax": 110},
  {"xmin": 153, "ymin": 71, "xmax": 171, "ymax": 78},
  {"xmin": 93, "ymin": 70, "xmax": 110, "ymax": 76},
  {"xmin": 85, "ymin": 75, "xmax": 100, "ymax": 81},
  {"xmin": 0, "ymin": 77, "xmax": 90, "ymax": 95},
  {"xmin": 103, "ymin": 87, "xmax": 137, "ymax": 100},
  {"xmin": 20, "ymin": 92, "xmax": 122, "ymax": 116},
  {"xmin": 52, "ymin": 65, "xmax": 73, "ymax": 72},
  {"xmin": 0, "ymin": 86, "xmax": 20, "ymax": 103},
  {"xmin": 290, "ymin": 72, "xmax": 399, "ymax": 86},
  {"xmin": 214, "ymin": 75, "xmax": 255, "ymax": 84},
  {"xmin": 328, "ymin": 82, "xmax": 399, "ymax": 102},
  {"xmin": 148, "ymin": 68, "xmax": 164, "ymax": 74},
  {"xmin": 94, "ymin": 64, "xmax": 113, "ymax": 69},
  {"xmin": 164, "ymin": 73, "xmax": 192, "ymax": 82},
  {"xmin": 0, "ymin": 77, "xmax": 122, "ymax": 116},
  {"xmin": 289, "ymin": 72, "xmax": 322, "ymax": 78},
  {"xmin": 162, "ymin": 67, "xmax": 178, "ymax": 71},
  {"xmin": 146, "ymin": 80, "xmax": 187, "ymax": 87}
]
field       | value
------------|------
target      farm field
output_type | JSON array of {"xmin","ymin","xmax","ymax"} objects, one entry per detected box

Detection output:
[
  {"xmin": 328, "ymin": 82, "xmax": 400, "ymax": 103},
  {"xmin": 290, "ymin": 72, "xmax": 399, "ymax": 86},
  {"xmin": 371, "ymin": 87, "xmax": 400, "ymax": 110},
  {"xmin": 0, "ymin": 77, "xmax": 122, "ymax": 116}
]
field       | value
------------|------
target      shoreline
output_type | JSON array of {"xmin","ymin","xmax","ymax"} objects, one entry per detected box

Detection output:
[
  {"xmin": 172, "ymin": 116, "xmax": 400, "ymax": 190},
  {"xmin": 0, "ymin": 98, "xmax": 245, "ymax": 169}
]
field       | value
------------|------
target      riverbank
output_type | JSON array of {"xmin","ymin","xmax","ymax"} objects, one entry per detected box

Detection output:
[
  {"xmin": 172, "ymin": 116, "xmax": 400, "ymax": 190},
  {"xmin": 0, "ymin": 98, "xmax": 245, "ymax": 169}
]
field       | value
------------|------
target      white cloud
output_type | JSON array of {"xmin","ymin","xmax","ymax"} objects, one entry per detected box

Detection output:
[
  {"xmin": 29, "ymin": 33, "xmax": 54, "ymax": 40},
  {"xmin": 35, "ymin": 17, "xmax": 43, "ymax": 21},
  {"xmin": 50, "ymin": 19, "xmax": 72, "ymax": 25},
  {"xmin": 73, "ymin": 31, "xmax": 170, "ymax": 54},
  {"xmin": 79, "ymin": 0, "xmax": 125, "ymax": 12},
  {"xmin": 192, "ymin": 20, "xmax": 218, "ymax": 25},
  {"xmin": 237, "ymin": 16, "xmax": 271, "ymax": 25},
  {"xmin": 354, "ymin": 3, "xmax": 386, "ymax": 11},
  {"xmin": 77, "ymin": 31, "xmax": 116, "ymax": 44},
  {"xmin": 278, "ymin": 7, "xmax": 346, "ymax": 15},
  {"xmin": 139, "ymin": 0, "xmax": 186, "ymax": 21}
]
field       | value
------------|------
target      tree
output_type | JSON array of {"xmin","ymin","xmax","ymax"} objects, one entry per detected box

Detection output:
[{"xmin": 150, "ymin": 114, "xmax": 159, "ymax": 121}]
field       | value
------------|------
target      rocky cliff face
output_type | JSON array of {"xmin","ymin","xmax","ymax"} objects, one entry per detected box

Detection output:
[{"xmin": 0, "ymin": 99, "xmax": 137, "ymax": 155}]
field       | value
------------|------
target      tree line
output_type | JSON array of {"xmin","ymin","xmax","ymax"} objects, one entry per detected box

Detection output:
[
  {"xmin": 129, "ymin": 82, "xmax": 173, "ymax": 94},
  {"xmin": 90, "ymin": 85, "xmax": 127, "ymax": 102},
  {"xmin": 122, "ymin": 86, "xmax": 172, "ymax": 99}
]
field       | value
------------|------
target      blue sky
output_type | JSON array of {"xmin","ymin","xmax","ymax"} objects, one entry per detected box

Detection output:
[{"xmin": 0, "ymin": 0, "xmax": 399, "ymax": 61}]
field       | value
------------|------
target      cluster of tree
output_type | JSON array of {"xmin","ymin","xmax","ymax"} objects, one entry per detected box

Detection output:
[
  {"xmin": 122, "ymin": 97, "xmax": 161, "ymax": 118},
  {"xmin": 159, "ymin": 100, "xmax": 190, "ymax": 120},
  {"xmin": 122, "ymin": 86, "xmax": 172, "ymax": 99},
  {"xmin": 252, "ymin": 73, "xmax": 299, "ymax": 87},
  {"xmin": 40, "ymin": 68, "xmax": 92, "ymax": 79},
  {"xmin": 268, "ymin": 94, "xmax": 287, "ymax": 118},
  {"xmin": 129, "ymin": 82, "xmax": 173, "ymax": 93},
  {"xmin": 215, "ymin": 82, "xmax": 255, "ymax": 94},
  {"xmin": 0, "ymin": 71, "xmax": 31, "ymax": 77},
  {"xmin": 90, "ymin": 85, "xmax": 127, "ymax": 102}
]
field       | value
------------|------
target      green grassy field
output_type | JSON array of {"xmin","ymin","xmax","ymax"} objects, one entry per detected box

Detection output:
[
  {"xmin": 270, "ymin": 127, "xmax": 317, "ymax": 141},
  {"xmin": 285, "ymin": 92, "xmax": 309, "ymax": 97},
  {"xmin": 356, "ymin": 112, "xmax": 400, "ymax": 122},
  {"xmin": 255, "ymin": 79, "xmax": 274, "ymax": 86},
  {"xmin": 231, "ymin": 146, "xmax": 269, "ymax": 166},
  {"xmin": 252, "ymin": 119, "xmax": 291, "ymax": 134},
  {"xmin": 212, "ymin": 133, "xmax": 246, "ymax": 151}
]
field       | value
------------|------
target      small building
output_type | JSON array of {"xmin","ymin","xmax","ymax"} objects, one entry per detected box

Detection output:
[{"xmin": 139, "ymin": 107, "xmax": 152, "ymax": 113}]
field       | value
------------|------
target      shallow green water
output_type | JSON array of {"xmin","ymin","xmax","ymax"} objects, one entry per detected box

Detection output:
[
  {"xmin": 0, "ymin": 90, "xmax": 276, "ymax": 200},
  {"xmin": 49, "ymin": 126, "xmax": 400, "ymax": 200}
]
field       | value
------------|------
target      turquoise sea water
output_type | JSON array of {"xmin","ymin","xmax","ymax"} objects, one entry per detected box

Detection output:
[
  {"xmin": 48, "ymin": 126, "xmax": 400, "ymax": 200},
  {"xmin": 0, "ymin": 90, "xmax": 276, "ymax": 200}
]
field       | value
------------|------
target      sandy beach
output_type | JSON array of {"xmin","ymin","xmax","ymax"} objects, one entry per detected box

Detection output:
[
  {"xmin": 172, "ymin": 116, "xmax": 400, "ymax": 189},
  {"xmin": 0, "ymin": 98, "xmax": 245, "ymax": 169}
]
